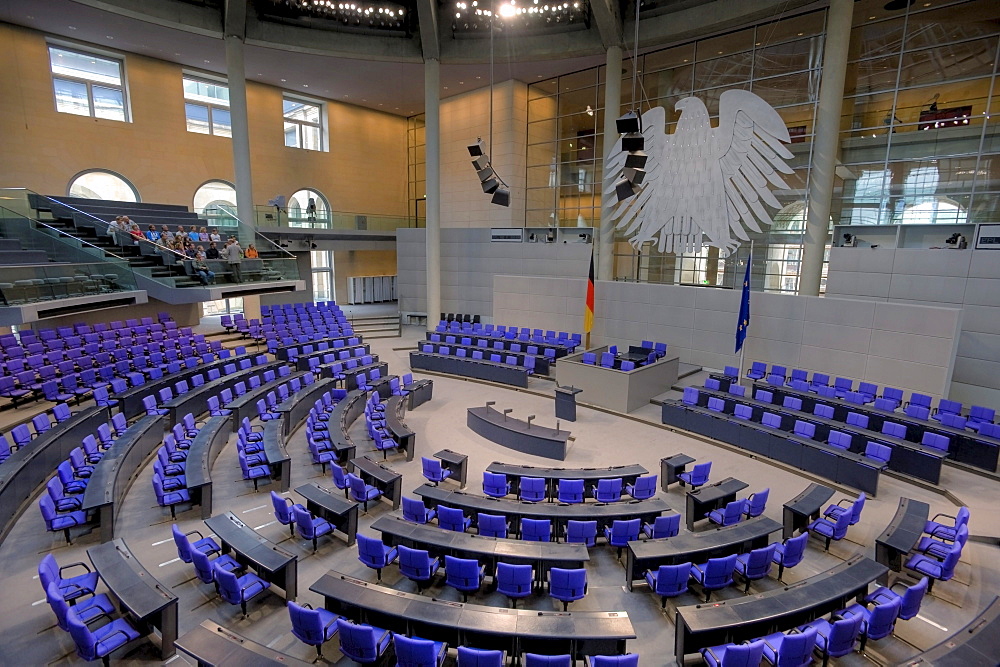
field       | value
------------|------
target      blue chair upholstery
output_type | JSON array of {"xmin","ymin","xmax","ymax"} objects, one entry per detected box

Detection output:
[
  {"xmin": 924, "ymin": 506, "xmax": 970, "ymax": 541},
  {"xmin": 917, "ymin": 523, "xmax": 969, "ymax": 559},
  {"xmin": 445, "ymin": 555, "xmax": 486, "ymax": 602},
  {"xmin": 814, "ymin": 403, "xmax": 835, "ymax": 418},
  {"xmin": 495, "ymin": 562, "xmax": 534, "ymax": 607},
  {"xmin": 331, "ymin": 465, "xmax": 350, "ymax": 498},
  {"xmin": 810, "ymin": 373, "xmax": 830, "ymax": 391},
  {"xmin": 643, "ymin": 513, "xmax": 680, "ymax": 539},
  {"xmin": 422, "ymin": 457, "xmax": 452, "ymax": 485},
  {"xmin": 843, "ymin": 596, "xmax": 902, "ymax": 651},
  {"xmin": 772, "ymin": 532, "xmax": 809, "ymax": 580},
  {"xmin": 690, "ymin": 554, "xmax": 738, "ymax": 601},
  {"xmin": 734, "ymin": 543, "xmax": 778, "ymax": 593},
  {"xmin": 729, "ymin": 384, "xmax": 748, "ymax": 397},
  {"xmin": 521, "ymin": 518, "xmax": 551, "ymax": 542},
  {"xmin": 44, "ymin": 580, "xmax": 115, "ymax": 633},
  {"xmin": 519, "ymin": 476, "xmax": 547, "ymax": 502},
  {"xmin": 625, "ymin": 475, "xmax": 657, "ymax": 500},
  {"xmin": 968, "ymin": 405, "xmax": 996, "ymax": 431},
  {"xmin": 705, "ymin": 377, "xmax": 721, "ymax": 391},
  {"xmin": 65, "ymin": 605, "xmax": 142, "ymax": 665},
  {"xmin": 457, "ymin": 647, "xmax": 507, "ymax": 667},
  {"xmin": 525, "ymin": 654, "xmax": 572, "ymax": 667},
  {"xmin": 865, "ymin": 576, "xmax": 928, "ymax": 621},
  {"xmin": 603, "ymin": 518, "xmax": 641, "ymax": 558},
  {"xmin": 761, "ymin": 626, "xmax": 818, "ymax": 667},
  {"xmin": 171, "ymin": 524, "xmax": 220, "ymax": 563},
  {"xmin": 557, "ymin": 478, "xmax": 585, "ymax": 503},
  {"xmin": 808, "ymin": 507, "xmax": 851, "ymax": 551},
  {"xmin": 793, "ymin": 420, "xmax": 816, "ymax": 440},
  {"xmin": 747, "ymin": 362, "xmax": 767, "ymax": 380},
  {"xmin": 824, "ymin": 492, "xmax": 866, "ymax": 526},
  {"xmin": 393, "ymin": 633, "xmax": 448, "ymax": 667},
  {"xmin": 782, "ymin": 395, "xmax": 802, "ymax": 410},
  {"xmin": 565, "ymin": 520, "xmax": 598, "ymax": 546},
  {"xmin": 398, "ymin": 545, "xmax": 441, "ymax": 589},
  {"xmin": 402, "ymin": 496, "xmax": 436, "ymax": 524},
  {"xmin": 707, "ymin": 395, "xmax": 725, "ymax": 410},
  {"xmin": 701, "ymin": 639, "xmax": 766, "ymax": 667},
  {"xmin": 482, "ymin": 472, "xmax": 511, "ymax": 498},
  {"xmin": 38, "ymin": 553, "xmax": 98, "ymax": 604},
  {"xmin": 356, "ymin": 533, "xmax": 398, "ymax": 581},
  {"xmin": 742, "ymin": 488, "xmax": 769, "ymax": 518},
  {"xmin": 708, "ymin": 500, "xmax": 744, "ymax": 527},
  {"xmin": 876, "ymin": 398, "xmax": 898, "ymax": 413},
  {"xmin": 800, "ymin": 613, "xmax": 863, "ymax": 666},
  {"xmin": 733, "ymin": 404, "xmax": 753, "ymax": 420},
  {"xmin": 270, "ymin": 491, "xmax": 304, "ymax": 538},
  {"xmin": 756, "ymin": 389, "xmax": 774, "ymax": 403},
  {"xmin": 904, "ymin": 403, "xmax": 930, "ymax": 420},
  {"xmin": 678, "ymin": 461, "xmax": 711, "ymax": 489},
  {"xmin": 865, "ymin": 442, "xmax": 892, "ymax": 465},
  {"xmin": 682, "ymin": 386, "xmax": 700, "ymax": 405},
  {"xmin": 921, "ymin": 432, "xmax": 950, "ymax": 452},
  {"xmin": 549, "ymin": 567, "xmax": 587, "ymax": 610},
  {"xmin": 905, "ymin": 542, "xmax": 962, "ymax": 593},
  {"xmin": 585, "ymin": 655, "xmax": 639, "ymax": 667},
  {"xmin": 592, "ymin": 477, "xmax": 623, "ymax": 502},
  {"xmin": 336, "ymin": 618, "xmax": 393, "ymax": 665},
  {"xmin": 827, "ymin": 430, "xmax": 852, "ymax": 450},
  {"xmin": 477, "ymin": 512, "xmax": 509, "ymax": 538},
  {"xmin": 288, "ymin": 601, "xmax": 342, "ymax": 659},
  {"xmin": 348, "ymin": 473, "xmax": 382, "ymax": 511},
  {"xmin": 761, "ymin": 412, "xmax": 782, "ymax": 429},
  {"xmin": 438, "ymin": 506, "xmax": 472, "ymax": 533},
  {"xmin": 214, "ymin": 562, "xmax": 270, "ymax": 616},
  {"xmin": 644, "ymin": 562, "xmax": 691, "ymax": 607},
  {"xmin": 846, "ymin": 412, "xmax": 869, "ymax": 429}
]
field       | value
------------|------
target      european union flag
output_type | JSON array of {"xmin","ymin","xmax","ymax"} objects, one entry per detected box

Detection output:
[{"xmin": 735, "ymin": 255, "xmax": 751, "ymax": 354}]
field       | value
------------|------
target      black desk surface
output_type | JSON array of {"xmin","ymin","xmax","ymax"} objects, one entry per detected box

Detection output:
[
  {"xmin": 902, "ymin": 596, "xmax": 1000, "ymax": 666},
  {"xmin": 687, "ymin": 477, "xmax": 748, "ymax": 506},
  {"xmin": 350, "ymin": 456, "xmax": 401, "ymax": 484},
  {"xmin": 88, "ymin": 538, "xmax": 177, "ymax": 618},
  {"xmin": 82, "ymin": 415, "xmax": 165, "ymax": 511},
  {"xmin": 185, "ymin": 414, "xmax": 233, "ymax": 489},
  {"xmin": 176, "ymin": 620, "xmax": 312, "ymax": 666},
  {"xmin": 485, "ymin": 462, "xmax": 648, "ymax": 482},
  {"xmin": 785, "ymin": 482, "xmax": 836, "ymax": 516},
  {"xmin": 205, "ymin": 512, "xmax": 296, "ymax": 573},
  {"xmin": 311, "ymin": 571, "xmax": 635, "ymax": 641},
  {"xmin": 414, "ymin": 484, "xmax": 670, "ymax": 524},
  {"xmin": 628, "ymin": 516, "xmax": 782, "ymax": 567},
  {"xmin": 262, "ymin": 419, "xmax": 290, "ymax": 467},
  {"xmin": 295, "ymin": 483, "xmax": 358, "ymax": 515},
  {"xmin": 371, "ymin": 515, "xmax": 589, "ymax": 565},
  {"xmin": 877, "ymin": 498, "xmax": 930, "ymax": 557},
  {"xmin": 469, "ymin": 407, "xmax": 569, "ymax": 444},
  {"xmin": 383, "ymin": 395, "xmax": 415, "ymax": 442}
]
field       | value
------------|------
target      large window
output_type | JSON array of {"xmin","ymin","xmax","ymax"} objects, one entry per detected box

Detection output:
[
  {"xmin": 183, "ymin": 76, "xmax": 231, "ymax": 136},
  {"xmin": 68, "ymin": 170, "xmax": 139, "ymax": 202},
  {"xmin": 311, "ymin": 250, "xmax": 335, "ymax": 302},
  {"xmin": 48, "ymin": 45, "xmax": 128, "ymax": 121},
  {"xmin": 288, "ymin": 189, "xmax": 330, "ymax": 225},
  {"xmin": 283, "ymin": 97, "xmax": 324, "ymax": 151},
  {"xmin": 193, "ymin": 180, "xmax": 236, "ymax": 215}
]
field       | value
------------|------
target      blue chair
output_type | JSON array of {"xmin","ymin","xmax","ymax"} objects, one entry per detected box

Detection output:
[
  {"xmin": 756, "ymin": 389, "xmax": 774, "ymax": 403},
  {"xmin": 482, "ymin": 472, "xmax": 511, "ymax": 498},
  {"xmin": 171, "ymin": 524, "xmax": 220, "ymax": 563},
  {"xmin": 905, "ymin": 542, "xmax": 962, "ymax": 593},
  {"xmin": 747, "ymin": 361, "xmax": 767, "ymax": 380},
  {"xmin": 772, "ymin": 532, "xmax": 809, "ymax": 580},
  {"xmin": 678, "ymin": 461, "xmax": 711, "ymax": 489},
  {"xmin": 801, "ymin": 613, "xmax": 863, "ymax": 667},
  {"xmin": 585, "ymin": 654, "xmax": 639, "ymax": 667},
  {"xmin": 592, "ymin": 478, "xmax": 623, "ymax": 502},
  {"xmin": 682, "ymin": 386, "xmax": 700, "ymax": 405},
  {"xmin": 557, "ymin": 478, "xmax": 585, "ymax": 503},
  {"xmin": 445, "ymin": 555, "xmax": 486, "ymax": 602},
  {"xmin": 357, "ymin": 533, "xmax": 398, "ymax": 581},
  {"xmin": 701, "ymin": 639, "xmax": 766, "ymax": 667},
  {"xmin": 761, "ymin": 626, "xmax": 818, "ymax": 666},
  {"xmin": 809, "ymin": 507, "xmax": 851, "ymax": 551},
  {"xmin": 65, "ymin": 605, "xmax": 142, "ymax": 666},
  {"xmin": 642, "ymin": 513, "xmax": 680, "ymax": 539},
  {"xmin": 44, "ymin": 580, "xmax": 115, "ymax": 634},
  {"xmin": 968, "ymin": 405, "xmax": 996, "ymax": 431},
  {"xmin": 270, "ymin": 491, "xmax": 304, "ymax": 538},
  {"xmin": 38, "ymin": 553, "xmax": 98, "ymax": 604},
  {"xmin": 439, "ymin": 505, "xmax": 472, "ymax": 532},
  {"xmin": 521, "ymin": 518, "xmax": 551, "ymax": 542},
  {"xmin": 237, "ymin": 452, "xmax": 270, "ymax": 492},
  {"xmin": 733, "ymin": 404, "xmax": 753, "ymax": 420},
  {"xmin": 690, "ymin": 554, "xmax": 738, "ymax": 601},
  {"xmin": 827, "ymin": 430, "xmax": 852, "ymax": 450},
  {"xmin": 741, "ymin": 488, "xmax": 769, "ymax": 518},
  {"xmin": 402, "ymin": 496, "xmax": 437, "ymax": 524},
  {"xmin": 214, "ymin": 562, "xmax": 270, "ymax": 616},
  {"xmin": 525, "ymin": 655, "xmax": 572, "ymax": 667},
  {"xmin": 496, "ymin": 562, "xmax": 534, "ymax": 607},
  {"xmin": 422, "ymin": 457, "xmax": 452, "ymax": 485},
  {"xmin": 793, "ymin": 420, "xmax": 816, "ymax": 440},
  {"xmin": 331, "ymin": 465, "xmax": 350, "ymax": 498},
  {"xmin": 625, "ymin": 474, "xmax": 657, "ymax": 500},
  {"xmin": 644, "ymin": 562, "xmax": 691, "ymax": 608},
  {"xmin": 39, "ymin": 495, "xmax": 87, "ymax": 544},
  {"xmin": 824, "ymin": 491, "xmax": 866, "ymax": 526},
  {"xmin": 843, "ymin": 595, "xmax": 902, "ymax": 651},
  {"xmin": 873, "ymin": 397, "xmax": 897, "ymax": 412},
  {"xmin": 734, "ymin": 543, "xmax": 778, "ymax": 593},
  {"xmin": 519, "ymin": 476, "xmax": 547, "ymax": 502},
  {"xmin": 477, "ymin": 512, "xmax": 509, "ymax": 538},
  {"xmin": 457, "ymin": 647, "xmax": 507, "ymax": 666},
  {"xmin": 904, "ymin": 403, "xmax": 930, "ymax": 420},
  {"xmin": 708, "ymin": 500, "xmax": 744, "ymax": 527},
  {"xmin": 865, "ymin": 442, "xmax": 892, "ymax": 465},
  {"xmin": 347, "ymin": 473, "xmax": 382, "ymax": 511},
  {"xmin": 288, "ymin": 601, "xmax": 342, "ymax": 659},
  {"xmin": 293, "ymin": 504, "xmax": 333, "ymax": 552},
  {"xmin": 921, "ymin": 432, "xmax": 950, "ymax": 453},
  {"xmin": 565, "ymin": 519, "xmax": 598, "ymax": 546},
  {"xmin": 398, "ymin": 545, "xmax": 441, "ymax": 589},
  {"xmin": 336, "ymin": 618, "xmax": 393, "ymax": 664},
  {"xmin": 600, "ymin": 352, "xmax": 615, "ymax": 368},
  {"xmin": 603, "ymin": 518, "xmax": 640, "ymax": 558},
  {"xmin": 708, "ymin": 396, "xmax": 726, "ymax": 411},
  {"xmin": 865, "ymin": 576, "xmax": 928, "ymax": 621},
  {"xmin": 393, "ymin": 633, "xmax": 448, "ymax": 667},
  {"xmin": 813, "ymin": 403, "xmax": 835, "ymax": 418},
  {"xmin": 924, "ymin": 506, "xmax": 970, "ymax": 541},
  {"xmin": 782, "ymin": 396, "xmax": 802, "ymax": 410},
  {"xmin": 549, "ymin": 567, "xmax": 587, "ymax": 610}
]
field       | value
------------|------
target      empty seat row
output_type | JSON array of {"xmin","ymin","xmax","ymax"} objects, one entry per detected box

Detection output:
[{"xmin": 482, "ymin": 472, "xmax": 658, "ymax": 503}]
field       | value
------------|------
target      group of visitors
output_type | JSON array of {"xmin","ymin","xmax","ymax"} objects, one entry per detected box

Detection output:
[{"xmin": 191, "ymin": 237, "xmax": 258, "ymax": 286}]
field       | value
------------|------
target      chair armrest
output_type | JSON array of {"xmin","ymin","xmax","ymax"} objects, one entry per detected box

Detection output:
[
  {"xmin": 100, "ymin": 628, "xmax": 134, "ymax": 647},
  {"xmin": 836, "ymin": 498, "xmax": 852, "ymax": 508},
  {"xmin": 928, "ymin": 526, "xmax": 954, "ymax": 539},
  {"xmin": 869, "ymin": 591, "xmax": 896, "ymax": 606},
  {"xmin": 323, "ymin": 614, "xmax": 340, "ymax": 633},
  {"xmin": 60, "ymin": 561, "xmax": 92, "ymax": 576},
  {"xmin": 184, "ymin": 529, "xmax": 204, "ymax": 540},
  {"xmin": 929, "ymin": 512, "xmax": 956, "ymax": 523},
  {"xmin": 240, "ymin": 580, "xmax": 263, "ymax": 594},
  {"xmin": 703, "ymin": 646, "xmax": 721, "ymax": 662}
]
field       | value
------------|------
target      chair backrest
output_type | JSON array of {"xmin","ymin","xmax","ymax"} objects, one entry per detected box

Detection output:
[
  {"xmin": 438, "ymin": 506, "xmax": 468, "ymax": 531},
  {"xmin": 549, "ymin": 567, "xmax": 587, "ymax": 599},
  {"xmin": 724, "ymin": 365, "xmax": 740, "ymax": 377},
  {"xmin": 595, "ymin": 477, "xmax": 622, "ymax": 500},
  {"xmin": 866, "ymin": 595, "xmax": 902, "ymax": 639},
  {"xmin": 689, "ymin": 462, "xmax": 712, "ymax": 485},
  {"xmin": 288, "ymin": 601, "xmax": 326, "ymax": 646},
  {"xmin": 826, "ymin": 614, "xmax": 864, "ymax": 654},
  {"xmin": 733, "ymin": 404, "xmax": 753, "ymax": 420},
  {"xmin": 65, "ymin": 605, "xmax": 106, "ymax": 661},
  {"xmin": 905, "ymin": 404, "xmax": 930, "ymax": 420},
  {"xmin": 761, "ymin": 412, "xmax": 782, "ymax": 429},
  {"xmin": 521, "ymin": 518, "xmax": 551, "ymax": 542},
  {"xmin": 558, "ymin": 478, "xmax": 585, "ymax": 502},
  {"xmin": 703, "ymin": 554, "xmax": 739, "ymax": 587},
  {"xmin": 519, "ymin": 476, "xmax": 546, "ymax": 501},
  {"xmin": 831, "ymin": 507, "xmax": 852, "ymax": 538},
  {"xmin": 610, "ymin": 518, "xmax": 640, "ymax": 542},
  {"xmin": 910, "ymin": 393, "xmax": 932, "ymax": 408},
  {"xmin": 846, "ymin": 412, "xmax": 869, "ymax": 429},
  {"xmin": 921, "ymin": 432, "xmax": 950, "ymax": 452},
  {"xmin": 171, "ymin": 524, "xmax": 196, "ymax": 563},
  {"xmin": 422, "ymin": 456, "xmax": 444, "ymax": 479},
  {"xmin": 402, "ymin": 496, "xmax": 430, "ymax": 523},
  {"xmin": 750, "ymin": 361, "xmax": 766, "ymax": 375},
  {"xmin": 828, "ymin": 430, "xmax": 852, "ymax": 449},
  {"xmin": 782, "ymin": 396, "xmax": 802, "ymax": 411},
  {"xmin": 630, "ymin": 475, "xmax": 656, "ymax": 498},
  {"xmin": 650, "ymin": 514, "xmax": 681, "ymax": 539},
  {"xmin": 271, "ymin": 491, "xmax": 294, "ymax": 524},
  {"xmin": 940, "ymin": 412, "xmax": 967, "ymax": 430},
  {"xmin": 357, "ymin": 533, "xmax": 390, "ymax": 568},
  {"xmin": 937, "ymin": 399, "xmax": 962, "ymax": 415},
  {"xmin": 477, "ymin": 512, "xmax": 507, "ymax": 538},
  {"xmin": 524, "ymin": 655, "xmax": 573, "ymax": 667},
  {"xmin": 444, "ymin": 555, "xmax": 482, "ymax": 588},
  {"xmin": 773, "ymin": 626, "xmax": 818, "ymax": 665},
  {"xmin": 970, "ymin": 405, "xmax": 996, "ymax": 423},
  {"xmin": 705, "ymin": 378, "xmax": 721, "ymax": 391},
  {"xmin": 398, "ymin": 545, "xmax": 435, "ymax": 578},
  {"xmin": 393, "ymin": 634, "xmax": 440, "ymax": 666},
  {"xmin": 882, "ymin": 421, "xmax": 906, "ymax": 438},
  {"xmin": 729, "ymin": 384, "xmax": 747, "ymax": 397},
  {"xmin": 755, "ymin": 389, "xmax": 773, "ymax": 403},
  {"xmin": 190, "ymin": 548, "xmax": 216, "ymax": 584},
  {"xmin": 898, "ymin": 577, "xmax": 929, "ymax": 620},
  {"xmin": 720, "ymin": 500, "xmax": 743, "ymax": 525},
  {"xmin": 745, "ymin": 488, "xmax": 769, "ymax": 517},
  {"xmin": 336, "ymin": 619, "xmax": 383, "ymax": 663},
  {"xmin": 496, "ymin": 562, "xmax": 533, "ymax": 594},
  {"xmin": 780, "ymin": 532, "xmax": 809, "ymax": 567},
  {"xmin": 682, "ymin": 386, "xmax": 700, "ymax": 405},
  {"xmin": 707, "ymin": 396, "xmax": 725, "ymax": 412},
  {"xmin": 745, "ymin": 544, "xmax": 778, "ymax": 575},
  {"xmin": 793, "ymin": 420, "xmax": 816, "ymax": 439},
  {"xmin": 565, "ymin": 520, "xmax": 597, "ymax": 545},
  {"xmin": 865, "ymin": 442, "xmax": 892, "ymax": 463},
  {"xmin": 873, "ymin": 397, "xmax": 897, "ymax": 412},
  {"xmin": 653, "ymin": 563, "xmax": 691, "ymax": 596}
]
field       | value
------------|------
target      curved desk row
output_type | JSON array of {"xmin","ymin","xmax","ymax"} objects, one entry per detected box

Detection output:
[
  {"xmin": 384, "ymin": 395, "xmax": 416, "ymax": 461},
  {"xmin": 81, "ymin": 414, "xmax": 166, "ymax": 542},
  {"xmin": 696, "ymin": 387, "xmax": 947, "ymax": 484},
  {"xmin": 468, "ymin": 406, "xmax": 570, "ymax": 461},
  {"xmin": 428, "ymin": 331, "xmax": 575, "ymax": 357},
  {"xmin": 661, "ymin": 400, "xmax": 882, "ymax": 495},
  {"xmin": 205, "ymin": 511, "xmax": 298, "ymax": 600},
  {"xmin": 294, "ymin": 343, "xmax": 370, "ymax": 372},
  {"xmin": 420, "ymin": 340, "xmax": 551, "ymax": 375},
  {"xmin": 624, "ymin": 516, "xmax": 782, "ymax": 591},
  {"xmin": 414, "ymin": 484, "xmax": 671, "ymax": 537},
  {"xmin": 0, "ymin": 404, "xmax": 110, "ymax": 542},
  {"xmin": 674, "ymin": 554, "xmax": 888, "ymax": 662},
  {"xmin": 184, "ymin": 414, "xmax": 234, "ymax": 519},
  {"xmin": 311, "ymin": 571, "xmax": 635, "ymax": 660},
  {"xmin": 371, "ymin": 514, "xmax": 589, "ymax": 586},
  {"xmin": 274, "ymin": 333, "xmax": 360, "ymax": 361},
  {"xmin": 321, "ymin": 359, "xmax": 388, "ymax": 389},
  {"xmin": 177, "ymin": 620, "xmax": 312, "ymax": 666},
  {"xmin": 752, "ymin": 381, "xmax": 1000, "ymax": 473},
  {"xmin": 225, "ymin": 367, "xmax": 300, "ymax": 431},
  {"xmin": 276, "ymin": 377, "xmax": 338, "ymax": 437},
  {"xmin": 485, "ymin": 462, "xmax": 648, "ymax": 501},
  {"xmin": 903, "ymin": 596, "xmax": 1000, "ymax": 666},
  {"xmin": 328, "ymin": 389, "xmax": 366, "ymax": 465},
  {"xmin": 875, "ymin": 497, "xmax": 930, "ymax": 581},
  {"xmin": 262, "ymin": 418, "xmax": 292, "ymax": 492},
  {"xmin": 410, "ymin": 351, "xmax": 529, "ymax": 388},
  {"xmin": 163, "ymin": 360, "xmax": 284, "ymax": 428},
  {"xmin": 405, "ymin": 379, "xmax": 434, "ymax": 410}
]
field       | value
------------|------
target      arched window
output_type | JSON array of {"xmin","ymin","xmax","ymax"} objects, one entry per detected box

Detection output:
[
  {"xmin": 288, "ymin": 188, "xmax": 330, "ymax": 226},
  {"xmin": 193, "ymin": 180, "xmax": 236, "ymax": 216},
  {"xmin": 67, "ymin": 169, "xmax": 139, "ymax": 202}
]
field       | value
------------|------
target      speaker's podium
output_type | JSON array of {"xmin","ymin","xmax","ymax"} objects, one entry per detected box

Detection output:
[{"xmin": 554, "ymin": 386, "xmax": 583, "ymax": 422}]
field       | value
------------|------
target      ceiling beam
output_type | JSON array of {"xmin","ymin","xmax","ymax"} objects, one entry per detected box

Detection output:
[
  {"xmin": 224, "ymin": 0, "xmax": 248, "ymax": 39},
  {"xmin": 415, "ymin": 0, "xmax": 441, "ymax": 61},
  {"xmin": 590, "ymin": 0, "xmax": 623, "ymax": 50}
]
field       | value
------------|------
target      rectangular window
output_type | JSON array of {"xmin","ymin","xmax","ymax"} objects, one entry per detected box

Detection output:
[
  {"xmin": 283, "ymin": 97, "xmax": 325, "ymax": 151},
  {"xmin": 183, "ymin": 75, "xmax": 231, "ymax": 136},
  {"xmin": 49, "ymin": 45, "xmax": 128, "ymax": 121}
]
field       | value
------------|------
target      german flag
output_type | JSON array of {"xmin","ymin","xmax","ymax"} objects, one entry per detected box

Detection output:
[{"xmin": 584, "ymin": 251, "xmax": 595, "ymax": 334}]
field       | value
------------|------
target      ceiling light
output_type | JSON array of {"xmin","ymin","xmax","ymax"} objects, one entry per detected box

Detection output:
[
  {"xmin": 281, "ymin": 78, "xmax": 287, "ymax": 82},
  {"xmin": 68, "ymin": 25, "xmax": 76, "ymax": 30},
  {"xmin": 499, "ymin": 2, "xmax": 516, "ymax": 16}
]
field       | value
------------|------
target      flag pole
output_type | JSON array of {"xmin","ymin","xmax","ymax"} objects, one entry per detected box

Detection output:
[{"xmin": 738, "ymin": 240, "xmax": 753, "ymax": 377}]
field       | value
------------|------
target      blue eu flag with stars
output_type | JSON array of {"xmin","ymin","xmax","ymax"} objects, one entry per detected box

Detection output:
[{"xmin": 735, "ymin": 255, "xmax": 751, "ymax": 354}]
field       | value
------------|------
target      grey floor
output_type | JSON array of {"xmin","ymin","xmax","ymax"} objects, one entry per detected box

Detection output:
[{"xmin": 1, "ymin": 324, "xmax": 997, "ymax": 666}]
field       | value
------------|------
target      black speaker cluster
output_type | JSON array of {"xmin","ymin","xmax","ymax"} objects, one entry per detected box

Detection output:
[
  {"xmin": 612, "ymin": 111, "xmax": 647, "ymax": 202},
  {"xmin": 468, "ymin": 139, "xmax": 511, "ymax": 207}
]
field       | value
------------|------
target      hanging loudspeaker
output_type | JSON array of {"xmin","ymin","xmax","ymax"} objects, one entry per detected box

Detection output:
[
  {"xmin": 614, "ymin": 177, "xmax": 637, "ymax": 202},
  {"xmin": 468, "ymin": 139, "xmax": 486, "ymax": 157},
  {"xmin": 491, "ymin": 187, "xmax": 510, "ymax": 207},
  {"xmin": 477, "ymin": 167, "xmax": 496, "ymax": 183},
  {"xmin": 616, "ymin": 111, "xmax": 641, "ymax": 134},
  {"xmin": 472, "ymin": 155, "xmax": 490, "ymax": 171},
  {"xmin": 622, "ymin": 133, "xmax": 644, "ymax": 152},
  {"xmin": 481, "ymin": 177, "xmax": 500, "ymax": 194},
  {"xmin": 624, "ymin": 167, "xmax": 646, "ymax": 186},
  {"xmin": 624, "ymin": 151, "xmax": 648, "ymax": 169}
]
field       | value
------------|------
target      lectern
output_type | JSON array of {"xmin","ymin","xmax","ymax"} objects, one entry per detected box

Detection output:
[{"xmin": 555, "ymin": 385, "xmax": 583, "ymax": 421}]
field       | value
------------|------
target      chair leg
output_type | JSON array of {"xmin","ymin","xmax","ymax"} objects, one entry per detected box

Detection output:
[
  {"xmin": 824, "ymin": 536, "xmax": 831, "ymax": 551},
  {"xmin": 777, "ymin": 563, "xmax": 785, "ymax": 581},
  {"xmin": 744, "ymin": 576, "xmax": 751, "ymax": 594},
  {"xmin": 241, "ymin": 600, "xmax": 248, "ymax": 617},
  {"xmin": 312, "ymin": 538, "xmax": 318, "ymax": 552},
  {"xmin": 289, "ymin": 523, "xmax": 295, "ymax": 538},
  {"xmin": 661, "ymin": 596, "xmax": 667, "ymax": 609},
  {"xmin": 170, "ymin": 504, "xmax": 176, "ymax": 519},
  {"xmin": 562, "ymin": 601, "xmax": 569, "ymax": 611},
  {"xmin": 704, "ymin": 588, "xmax": 711, "ymax": 603},
  {"xmin": 376, "ymin": 568, "xmax": 382, "ymax": 582}
]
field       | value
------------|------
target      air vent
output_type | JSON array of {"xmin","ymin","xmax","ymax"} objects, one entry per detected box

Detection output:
[{"xmin": 491, "ymin": 228, "xmax": 523, "ymax": 243}]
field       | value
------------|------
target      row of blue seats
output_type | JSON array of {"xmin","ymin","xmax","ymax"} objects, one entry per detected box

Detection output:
[
  {"xmin": 0, "ymin": 401, "xmax": 76, "ymax": 462},
  {"xmin": 428, "ymin": 334, "xmax": 561, "ymax": 361},
  {"xmin": 434, "ymin": 322, "xmax": 582, "ymax": 346},
  {"xmin": 138, "ymin": 354, "xmax": 271, "ymax": 417},
  {"xmin": 419, "ymin": 344, "xmax": 538, "ymax": 373},
  {"xmin": 261, "ymin": 300, "xmax": 345, "ymax": 317},
  {"xmin": 0, "ymin": 321, "xmax": 186, "ymax": 361},
  {"xmin": 364, "ymin": 386, "xmax": 407, "ymax": 460},
  {"xmin": 481, "ymin": 472, "xmax": 658, "ymax": 503},
  {"xmin": 742, "ymin": 362, "xmax": 997, "ymax": 432},
  {"xmin": 283, "ymin": 336, "xmax": 362, "ymax": 362},
  {"xmin": 0, "ymin": 313, "xmax": 172, "ymax": 350},
  {"xmin": 305, "ymin": 386, "xmax": 351, "ymax": 471}
]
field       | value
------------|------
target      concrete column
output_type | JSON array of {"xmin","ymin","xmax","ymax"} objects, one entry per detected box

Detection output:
[
  {"xmin": 800, "ymin": 0, "xmax": 854, "ymax": 296},
  {"xmin": 225, "ymin": 35, "xmax": 255, "ymax": 225},
  {"xmin": 424, "ymin": 58, "xmax": 442, "ymax": 323},
  {"xmin": 599, "ymin": 45, "xmax": 623, "ymax": 282}
]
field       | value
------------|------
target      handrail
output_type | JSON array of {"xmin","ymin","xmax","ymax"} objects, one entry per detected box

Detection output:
[{"xmin": 215, "ymin": 203, "xmax": 296, "ymax": 259}]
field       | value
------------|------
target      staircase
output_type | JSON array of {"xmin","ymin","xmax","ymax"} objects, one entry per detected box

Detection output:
[
  {"xmin": 0, "ymin": 237, "xmax": 54, "ymax": 265},
  {"xmin": 349, "ymin": 313, "xmax": 401, "ymax": 339}
]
